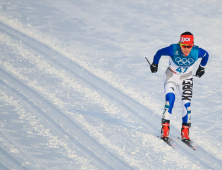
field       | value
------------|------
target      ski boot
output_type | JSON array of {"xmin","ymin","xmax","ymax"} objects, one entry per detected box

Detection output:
[
  {"xmin": 181, "ymin": 125, "xmax": 190, "ymax": 142},
  {"xmin": 161, "ymin": 122, "xmax": 170, "ymax": 141}
]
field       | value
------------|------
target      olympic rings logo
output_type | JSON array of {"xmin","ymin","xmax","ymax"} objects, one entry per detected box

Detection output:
[{"xmin": 175, "ymin": 57, "xmax": 194, "ymax": 66}]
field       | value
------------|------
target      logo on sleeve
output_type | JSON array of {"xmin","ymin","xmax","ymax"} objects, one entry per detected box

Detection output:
[{"xmin": 175, "ymin": 51, "xmax": 179, "ymax": 55}]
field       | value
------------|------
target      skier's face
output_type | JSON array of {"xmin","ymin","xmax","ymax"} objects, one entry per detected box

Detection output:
[{"xmin": 180, "ymin": 44, "xmax": 193, "ymax": 56}]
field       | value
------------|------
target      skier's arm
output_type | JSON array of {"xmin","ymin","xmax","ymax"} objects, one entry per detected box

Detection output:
[
  {"xmin": 198, "ymin": 48, "xmax": 209, "ymax": 67},
  {"xmin": 153, "ymin": 45, "xmax": 174, "ymax": 65},
  {"xmin": 195, "ymin": 48, "xmax": 209, "ymax": 78}
]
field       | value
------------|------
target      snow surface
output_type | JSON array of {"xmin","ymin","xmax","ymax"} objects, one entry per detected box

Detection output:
[{"xmin": 0, "ymin": 0, "xmax": 222, "ymax": 169}]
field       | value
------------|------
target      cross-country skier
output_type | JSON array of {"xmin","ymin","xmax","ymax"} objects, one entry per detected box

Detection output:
[{"xmin": 150, "ymin": 32, "xmax": 209, "ymax": 142}]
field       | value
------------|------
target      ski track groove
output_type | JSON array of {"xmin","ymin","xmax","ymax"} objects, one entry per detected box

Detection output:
[
  {"xmin": 0, "ymin": 146, "xmax": 28, "ymax": 170},
  {"xmin": 0, "ymin": 161, "xmax": 10, "ymax": 170},
  {"xmin": 0, "ymin": 123, "xmax": 49, "ymax": 170},
  {"xmin": 0, "ymin": 160, "xmax": 10, "ymax": 170},
  {"xmin": 0, "ymin": 22, "xmax": 222, "ymax": 169},
  {"xmin": 172, "ymin": 138, "xmax": 218, "ymax": 169},
  {"xmin": 0, "ymin": 69, "xmax": 132, "ymax": 170},
  {"xmin": 0, "ymin": 47, "xmax": 161, "ymax": 169}
]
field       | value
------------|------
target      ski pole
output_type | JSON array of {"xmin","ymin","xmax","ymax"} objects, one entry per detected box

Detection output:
[{"xmin": 145, "ymin": 56, "xmax": 151, "ymax": 66}]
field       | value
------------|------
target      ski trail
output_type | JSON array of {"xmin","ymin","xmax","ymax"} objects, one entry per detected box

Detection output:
[
  {"xmin": 172, "ymin": 138, "xmax": 220, "ymax": 169},
  {"xmin": 0, "ymin": 84, "xmax": 98, "ymax": 170},
  {"xmin": 0, "ymin": 22, "xmax": 222, "ymax": 169},
  {"xmin": 0, "ymin": 45, "xmax": 162, "ymax": 169},
  {"xmin": 0, "ymin": 21, "xmax": 158, "ymax": 133},
  {"xmin": 0, "ymin": 146, "xmax": 28, "ymax": 170},
  {"xmin": 0, "ymin": 161, "xmax": 10, "ymax": 170},
  {"xmin": 0, "ymin": 68, "xmax": 134, "ymax": 170},
  {"xmin": 0, "ymin": 128, "xmax": 46, "ymax": 170}
]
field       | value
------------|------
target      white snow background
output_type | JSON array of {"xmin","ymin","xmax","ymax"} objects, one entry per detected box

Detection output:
[{"xmin": 0, "ymin": 0, "xmax": 222, "ymax": 169}]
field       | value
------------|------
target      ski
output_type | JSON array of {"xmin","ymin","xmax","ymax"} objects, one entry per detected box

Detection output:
[
  {"xmin": 178, "ymin": 137, "xmax": 197, "ymax": 150},
  {"xmin": 157, "ymin": 136, "xmax": 176, "ymax": 149}
]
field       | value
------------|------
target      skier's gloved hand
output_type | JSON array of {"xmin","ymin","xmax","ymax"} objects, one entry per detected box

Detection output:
[
  {"xmin": 195, "ymin": 65, "xmax": 205, "ymax": 78},
  {"xmin": 150, "ymin": 62, "xmax": 158, "ymax": 73}
]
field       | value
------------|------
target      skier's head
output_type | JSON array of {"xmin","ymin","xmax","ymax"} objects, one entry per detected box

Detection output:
[
  {"xmin": 179, "ymin": 32, "xmax": 194, "ymax": 56},
  {"xmin": 179, "ymin": 32, "xmax": 194, "ymax": 45}
]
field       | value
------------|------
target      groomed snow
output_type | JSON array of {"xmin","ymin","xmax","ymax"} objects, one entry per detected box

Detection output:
[{"xmin": 0, "ymin": 0, "xmax": 222, "ymax": 169}]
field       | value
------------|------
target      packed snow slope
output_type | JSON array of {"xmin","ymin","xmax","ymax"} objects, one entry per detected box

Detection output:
[{"xmin": 0, "ymin": 0, "xmax": 222, "ymax": 169}]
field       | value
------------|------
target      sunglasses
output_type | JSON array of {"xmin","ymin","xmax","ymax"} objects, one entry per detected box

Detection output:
[{"xmin": 179, "ymin": 43, "xmax": 193, "ymax": 49}]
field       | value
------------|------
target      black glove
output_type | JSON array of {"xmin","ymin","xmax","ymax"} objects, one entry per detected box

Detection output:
[
  {"xmin": 195, "ymin": 65, "xmax": 205, "ymax": 78},
  {"xmin": 150, "ymin": 62, "xmax": 158, "ymax": 73}
]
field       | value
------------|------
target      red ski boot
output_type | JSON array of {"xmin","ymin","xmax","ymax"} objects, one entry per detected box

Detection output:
[
  {"xmin": 181, "ymin": 125, "xmax": 190, "ymax": 142},
  {"xmin": 161, "ymin": 122, "xmax": 170, "ymax": 141}
]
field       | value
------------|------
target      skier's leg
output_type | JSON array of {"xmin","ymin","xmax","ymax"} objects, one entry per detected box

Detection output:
[
  {"xmin": 162, "ymin": 82, "xmax": 176, "ymax": 123},
  {"xmin": 161, "ymin": 82, "xmax": 176, "ymax": 140},
  {"xmin": 179, "ymin": 77, "xmax": 193, "ymax": 141},
  {"xmin": 161, "ymin": 68, "xmax": 177, "ymax": 140},
  {"xmin": 179, "ymin": 77, "xmax": 193, "ymax": 126}
]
